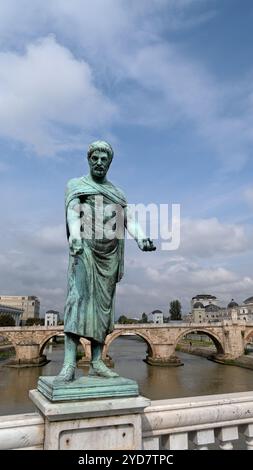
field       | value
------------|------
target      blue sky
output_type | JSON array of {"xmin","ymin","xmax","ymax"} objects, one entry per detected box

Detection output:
[{"xmin": 0, "ymin": 0, "xmax": 253, "ymax": 317}]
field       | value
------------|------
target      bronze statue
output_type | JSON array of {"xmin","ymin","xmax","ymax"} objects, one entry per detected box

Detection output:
[{"xmin": 56, "ymin": 141, "xmax": 156, "ymax": 382}]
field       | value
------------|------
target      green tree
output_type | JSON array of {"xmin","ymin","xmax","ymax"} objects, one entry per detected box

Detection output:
[
  {"xmin": 140, "ymin": 312, "xmax": 148, "ymax": 323},
  {"xmin": 0, "ymin": 314, "xmax": 15, "ymax": 326},
  {"xmin": 169, "ymin": 300, "xmax": 182, "ymax": 321},
  {"xmin": 26, "ymin": 317, "xmax": 44, "ymax": 326},
  {"xmin": 117, "ymin": 315, "xmax": 128, "ymax": 324}
]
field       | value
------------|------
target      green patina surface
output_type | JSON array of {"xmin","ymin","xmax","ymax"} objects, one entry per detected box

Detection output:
[
  {"xmin": 38, "ymin": 375, "xmax": 139, "ymax": 401},
  {"xmin": 38, "ymin": 141, "xmax": 156, "ymax": 396}
]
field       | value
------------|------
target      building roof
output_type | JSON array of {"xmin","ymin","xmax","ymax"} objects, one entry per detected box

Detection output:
[
  {"xmin": 152, "ymin": 309, "xmax": 163, "ymax": 314},
  {"xmin": 205, "ymin": 304, "xmax": 220, "ymax": 312},
  {"xmin": 0, "ymin": 304, "xmax": 23, "ymax": 314},
  {"xmin": 192, "ymin": 294, "xmax": 217, "ymax": 300},
  {"xmin": 243, "ymin": 296, "xmax": 253, "ymax": 305},
  {"xmin": 193, "ymin": 302, "xmax": 204, "ymax": 309},
  {"xmin": 227, "ymin": 299, "xmax": 239, "ymax": 308}
]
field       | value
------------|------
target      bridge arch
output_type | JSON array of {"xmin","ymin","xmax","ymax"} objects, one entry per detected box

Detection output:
[
  {"xmin": 244, "ymin": 329, "xmax": 253, "ymax": 344},
  {"xmin": 105, "ymin": 329, "xmax": 155, "ymax": 360},
  {"xmin": 175, "ymin": 328, "xmax": 225, "ymax": 355},
  {"xmin": 0, "ymin": 331, "xmax": 17, "ymax": 355},
  {"xmin": 39, "ymin": 332, "xmax": 65, "ymax": 355}
]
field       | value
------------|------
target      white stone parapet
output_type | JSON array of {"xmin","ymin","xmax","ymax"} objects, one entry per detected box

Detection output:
[
  {"xmin": 142, "ymin": 391, "xmax": 253, "ymax": 450},
  {"xmin": 0, "ymin": 413, "xmax": 44, "ymax": 450},
  {"xmin": 1, "ymin": 391, "xmax": 253, "ymax": 449}
]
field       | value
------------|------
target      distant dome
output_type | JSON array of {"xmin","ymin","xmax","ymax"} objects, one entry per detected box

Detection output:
[
  {"xmin": 193, "ymin": 302, "xmax": 204, "ymax": 308},
  {"xmin": 152, "ymin": 309, "xmax": 162, "ymax": 314},
  {"xmin": 243, "ymin": 296, "xmax": 253, "ymax": 305},
  {"xmin": 227, "ymin": 299, "xmax": 238, "ymax": 309},
  {"xmin": 205, "ymin": 304, "xmax": 220, "ymax": 312}
]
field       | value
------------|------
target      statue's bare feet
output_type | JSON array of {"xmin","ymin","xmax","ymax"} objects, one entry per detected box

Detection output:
[
  {"xmin": 89, "ymin": 360, "xmax": 119, "ymax": 378},
  {"xmin": 54, "ymin": 363, "xmax": 75, "ymax": 383}
]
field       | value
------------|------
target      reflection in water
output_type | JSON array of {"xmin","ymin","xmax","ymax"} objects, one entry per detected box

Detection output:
[
  {"xmin": 110, "ymin": 337, "xmax": 253, "ymax": 400},
  {"xmin": 0, "ymin": 337, "xmax": 253, "ymax": 415}
]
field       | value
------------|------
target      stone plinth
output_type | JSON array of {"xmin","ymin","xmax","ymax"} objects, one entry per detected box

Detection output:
[
  {"xmin": 146, "ymin": 355, "xmax": 183, "ymax": 367},
  {"xmin": 37, "ymin": 375, "xmax": 138, "ymax": 401},
  {"xmin": 6, "ymin": 354, "xmax": 49, "ymax": 368},
  {"xmin": 29, "ymin": 389, "xmax": 150, "ymax": 450}
]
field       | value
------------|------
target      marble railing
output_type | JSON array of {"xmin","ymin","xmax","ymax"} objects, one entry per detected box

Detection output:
[
  {"xmin": 0, "ymin": 413, "xmax": 44, "ymax": 450},
  {"xmin": 142, "ymin": 391, "xmax": 253, "ymax": 450},
  {"xmin": 1, "ymin": 391, "xmax": 253, "ymax": 450}
]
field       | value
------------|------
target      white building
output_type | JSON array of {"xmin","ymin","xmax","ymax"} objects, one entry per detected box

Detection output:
[
  {"xmin": 0, "ymin": 296, "xmax": 40, "ymax": 323},
  {"xmin": 44, "ymin": 310, "xmax": 59, "ymax": 327},
  {"xmin": 227, "ymin": 298, "xmax": 253, "ymax": 322},
  {"xmin": 191, "ymin": 294, "xmax": 218, "ymax": 309},
  {"xmin": 192, "ymin": 294, "xmax": 226, "ymax": 323},
  {"xmin": 190, "ymin": 294, "xmax": 253, "ymax": 324},
  {"xmin": 151, "ymin": 310, "xmax": 163, "ymax": 324}
]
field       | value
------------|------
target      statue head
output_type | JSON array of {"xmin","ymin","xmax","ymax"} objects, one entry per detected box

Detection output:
[{"xmin": 87, "ymin": 140, "xmax": 114, "ymax": 180}]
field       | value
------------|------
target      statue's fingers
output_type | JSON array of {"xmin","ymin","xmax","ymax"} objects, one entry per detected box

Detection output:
[{"xmin": 147, "ymin": 239, "xmax": 154, "ymax": 250}]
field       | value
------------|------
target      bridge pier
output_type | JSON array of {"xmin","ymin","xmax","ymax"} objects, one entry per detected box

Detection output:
[
  {"xmin": 77, "ymin": 340, "xmax": 114, "ymax": 368},
  {"xmin": 77, "ymin": 338, "xmax": 91, "ymax": 367},
  {"xmin": 7, "ymin": 343, "xmax": 49, "ymax": 367},
  {"xmin": 146, "ymin": 344, "xmax": 183, "ymax": 367}
]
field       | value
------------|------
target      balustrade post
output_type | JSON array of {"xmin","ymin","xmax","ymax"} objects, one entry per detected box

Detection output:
[
  {"xmin": 216, "ymin": 426, "xmax": 238, "ymax": 450},
  {"xmin": 242, "ymin": 424, "xmax": 253, "ymax": 450},
  {"xmin": 161, "ymin": 432, "xmax": 188, "ymax": 450},
  {"xmin": 142, "ymin": 436, "xmax": 160, "ymax": 450},
  {"xmin": 192, "ymin": 429, "xmax": 215, "ymax": 450}
]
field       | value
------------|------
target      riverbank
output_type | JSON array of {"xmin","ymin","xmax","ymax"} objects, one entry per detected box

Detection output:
[
  {"xmin": 177, "ymin": 343, "xmax": 253, "ymax": 370},
  {"xmin": 0, "ymin": 344, "xmax": 15, "ymax": 361},
  {"xmin": 176, "ymin": 343, "xmax": 215, "ymax": 358}
]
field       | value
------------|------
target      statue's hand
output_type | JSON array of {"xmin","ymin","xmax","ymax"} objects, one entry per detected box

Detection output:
[
  {"xmin": 137, "ymin": 238, "xmax": 156, "ymax": 251},
  {"xmin": 69, "ymin": 237, "xmax": 83, "ymax": 255}
]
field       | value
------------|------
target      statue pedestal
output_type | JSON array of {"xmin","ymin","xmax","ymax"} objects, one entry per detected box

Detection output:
[
  {"xmin": 29, "ymin": 388, "xmax": 150, "ymax": 450},
  {"xmin": 37, "ymin": 375, "xmax": 138, "ymax": 401}
]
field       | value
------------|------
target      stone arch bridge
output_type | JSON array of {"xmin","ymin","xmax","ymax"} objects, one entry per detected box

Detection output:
[{"xmin": 0, "ymin": 321, "xmax": 253, "ymax": 367}]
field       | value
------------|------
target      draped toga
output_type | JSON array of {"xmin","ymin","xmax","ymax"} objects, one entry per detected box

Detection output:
[{"xmin": 64, "ymin": 175, "xmax": 127, "ymax": 343}]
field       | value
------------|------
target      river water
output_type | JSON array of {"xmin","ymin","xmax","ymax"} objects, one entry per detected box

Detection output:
[{"xmin": 1, "ymin": 336, "xmax": 253, "ymax": 416}]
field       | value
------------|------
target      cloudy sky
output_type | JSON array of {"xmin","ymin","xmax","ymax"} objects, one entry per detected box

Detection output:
[{"xmin": 0, "ymin": 0, "xmax": 253, "ymax": 318}]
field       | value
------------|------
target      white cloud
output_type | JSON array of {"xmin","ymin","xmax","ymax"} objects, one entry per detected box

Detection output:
[
  {"xmin": 0, "ymin": 36, "xmax": 117, "ymax": 155},
  {"xmin": 0, "ymin": 214, "xmax": 253, "ymax": 315},
  {"xmin": 31, "ymin": 224, "xmax": 66, "ymax": 253},
  {"xmin": 0, "ymin": 1, "xmax": 251, "ymax": 169},
  {"xmin": 180, "ymin": 217, "xmax": 251, "ymax": 257},
  {"xmin": 143, "ymin": 258, "xmax": 253, "ymax": 310}
]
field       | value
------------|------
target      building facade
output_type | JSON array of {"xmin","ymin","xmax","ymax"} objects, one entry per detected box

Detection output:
[
  {"xmin": 227, "ymin": 297, "xmax": 253, "ymax": 322},
  {"xmin": 191, "ymin": 294, "xmax": 253, "ymax": 323},
  {"xmin": 151, "ymin": 310, "xmax": 164, "ymax": 324},
  {"xmin": 0, "ymin": 304, "xmax": 23, "ymax": 326},
  {"xmin": 0, "ymin": 296, "xmax": 40, "ymax": 323},
  {"xmin": 44, "ymin": 310, "xmax": 59, "ymax": 327}
]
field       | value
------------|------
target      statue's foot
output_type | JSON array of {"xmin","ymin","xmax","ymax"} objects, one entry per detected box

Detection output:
[
  {"xmin": 89, "ymin": 360, "xmax": 119, "ymax": 378},
  {"xmin": 54, "ymin": 363, "xmax": 75, "ymax": 383}
]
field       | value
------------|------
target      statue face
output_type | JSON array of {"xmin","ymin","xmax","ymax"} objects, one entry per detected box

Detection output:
[{"xmin": 88, "ymin": 150, "xmax": 111, "ymax": 179}]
